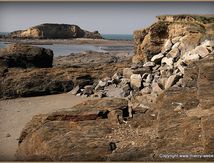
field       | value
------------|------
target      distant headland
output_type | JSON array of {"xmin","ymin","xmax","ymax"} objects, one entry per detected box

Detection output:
[{"xmin": 3, "ymin": 23, "xmax": 103, "ymax": 39}]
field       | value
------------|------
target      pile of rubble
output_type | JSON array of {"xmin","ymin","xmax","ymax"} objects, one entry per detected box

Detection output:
[{"xmin": 69, "ymin": 39, "xmax": 213, "ymax": 100}]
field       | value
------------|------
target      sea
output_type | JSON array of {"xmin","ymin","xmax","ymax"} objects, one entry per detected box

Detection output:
[{"xmin": 0, "ymin": 33, "xmax": 133, "ymax": 56}]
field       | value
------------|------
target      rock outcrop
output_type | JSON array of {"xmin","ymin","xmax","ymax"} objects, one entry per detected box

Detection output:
[
  {"xmin": 16, "ymin": 98, "xmax": 132, "ymax": 161},
  {"xmin": 16, "ymin": 54, "xmax": 214, "ymax": 162},
  {"xmin": 8, "ymin": 23, "xmax": 102, "ymax": 39},
  {"xmin": 0, "ymin": 44, "xmax": 53, "ymax": 68},
  {"xmin": 2, "ymin": 14, "xmax": 214, "ymax": 161},
  {"xmin": 132, "ymin": 15, "xmax": 214, "ymax": 63},
  {"xmin": 0, "ymin": 51, "xmax": 131, "ymax": 99}
]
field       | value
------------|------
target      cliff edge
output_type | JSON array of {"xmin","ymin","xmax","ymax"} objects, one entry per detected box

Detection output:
[{"xmin": 133, "ymin": 15, "xmax": 214, "ymax": 63}]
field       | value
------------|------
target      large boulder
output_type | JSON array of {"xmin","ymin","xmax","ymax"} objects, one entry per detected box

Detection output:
[
  {"xmin": 8, "ymin": 23, "xmax": 102, "ymax": 39},
  {"xmin": 16, "ymin": 98, "xmax": 129, "ymax": 161},
  {"xmin": 0, "ymin": 44, "xmax": 53, "ymax": 68},
  {"xmin": 132, "ymin": 15, "xmax": 214, "ymax": 64}
]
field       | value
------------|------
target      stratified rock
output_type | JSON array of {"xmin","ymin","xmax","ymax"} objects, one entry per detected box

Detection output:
[
  {"xmin": 0, "ymin": 44, "xmax": 53, "ymax": 68},
  {"xmin": 8, "ymin": 23, "xmax": 102, "ymax": 39},
  {"xmin": 16, "ymin": 98, "xmax": 129, "ymax": 161},
  {"xmin": 132, "ymin": 15, "xmax": 213, "ymax": 64},
  {"xmin": 130, "ymin": 74, "xmax": 142, "ymax": 90},
  {"xmin": 0, "ymin": 52, "xmax": 132, "ymax": 99}
]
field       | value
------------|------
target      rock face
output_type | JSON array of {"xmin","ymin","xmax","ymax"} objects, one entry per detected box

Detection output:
[
  {"xmin": 0, "ymin": 44, "xmax": 53, "ymax": 68},
  {"xmin": 8, "ymin": 23, "xmax": 102, "ymax": 39},
  {"xmin": 0, "ymin": 51, "xmax": 131, "ymax": 99},
  {"xmin": 13, "ymin": 14, "xmax": 214, "ymax": 161},
  {"xmin": 16, "ymin": 55, "xmax": 214, "ymax": 161},
  {"xmin": 16, "ymin": 98, "xmax": 130, "ymax": 161},
  {"xmin": 132, "ymin": 15, "xmax": 214, "ymax": 63}
]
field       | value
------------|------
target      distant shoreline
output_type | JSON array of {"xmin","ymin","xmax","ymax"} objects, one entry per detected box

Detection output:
[{"xmin": 0, "ymin": 37, "xmax": 133, "ymax": 45}]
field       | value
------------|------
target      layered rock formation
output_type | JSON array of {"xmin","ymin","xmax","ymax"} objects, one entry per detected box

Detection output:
[
  {"xmin": 15, "ymin": 53, "xmax": 214, "ymax": 162},
  {"xmin": 16, "ymin": 55, "xmax": 214, "ymax": 161},
  {"xmin": 8, "ymin": 23, "xmax": 102, "ymax": 39},
  {"xmin": 2, "ymin": 14, "xmax": 214, "ymax": 161},
  {"xmin": 132, "ymin": 15, "xmax": 214, "ymax": 63},
  {"xmin": 0, "ymin": 44, "xmax": 53, "ymax": 68},
  {"xmin": 0, "ymin": 45, "xmax": 131, "ymax": 99}
]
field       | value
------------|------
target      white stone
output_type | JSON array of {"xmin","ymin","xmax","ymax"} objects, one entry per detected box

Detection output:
[
  {"xmin": 143, "ymin": 61, "xmax": 155, "ymax": 67},
  {"xmin": 130, "ymin": 74, "xmax": 142, "ymax": 89},
  {"xmin": 151, "ymin": 53, "xmax": 164, "ymax": 63},
  {"xmin": 201, "ymin": 40, "xmax": 214, "ymax": 47},
  {"xmin": 95, "ymin": 80, "xmax": 107, "ymax": 90},
  {"xmin": 174, "ymin": 105, "xmax": 183, "ymax": 112},
  {"xmin": 172, "ymin": 36, "xmax": 182, "ymax": 44},
  {"xmin": 172, "ymin": 42, "xmax": 180, "ymax": 49},
  {"xmin": 162, "ymin": 39, "xmax": 173, "ymax": 52},
  {"xmin": 145, "ymin": 74, "xmax": 153, "ymax": 83},
  {"xmin": 184, "ymin": 53, "xmax": 200, "ymax": 62},
  {"xmin": 192, "ymin": 45, "xmax": 209, "ymax": 58},
  {"xmin": 177, "ymin": 64, "xmax": 185, "ymax": 74},
  {"xmin": 161, "ymin": 57, "xmax": 174, "ymax": 68},
  {"xmin": 112, "ymin": 72, "xmax": 121, "ymax": 84}
]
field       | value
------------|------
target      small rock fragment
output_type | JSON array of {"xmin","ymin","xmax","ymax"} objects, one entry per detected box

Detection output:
[{"xmin": 130, "ymin": 74, "xmax": 142, "ymax": 90}]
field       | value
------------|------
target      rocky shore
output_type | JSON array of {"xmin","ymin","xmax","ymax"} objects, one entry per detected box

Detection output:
[{"xmin": 0, "ymin": 15, "xmax": 214, "ymax": 161}]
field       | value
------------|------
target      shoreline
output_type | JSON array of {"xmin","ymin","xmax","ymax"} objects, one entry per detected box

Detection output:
[
  {"xmin": 0, "ymin": 38, "xmax": 133, "ymax": 46},
  {"xmin": 0, "ymin": 93, "xmax": 91, "ymax": 161}
]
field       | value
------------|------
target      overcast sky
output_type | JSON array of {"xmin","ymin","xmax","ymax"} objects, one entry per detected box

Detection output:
[{"xmin": 0, "ymin": 2, "xmax": 213, "ymax": 34}]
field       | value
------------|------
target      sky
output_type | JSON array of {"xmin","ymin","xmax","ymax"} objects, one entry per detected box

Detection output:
[{"xmin": 0, "ymin": 2, "xmax": 213, "ymax": 34}]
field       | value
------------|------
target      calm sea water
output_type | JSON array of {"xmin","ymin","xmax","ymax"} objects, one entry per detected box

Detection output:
[
  {"xmin": 0, "ymin": 33, "xmax": 133, "ymax": 56},
  {"xmin": 102, "ymin": 34, "xmax": 133, "ymax": 40}
]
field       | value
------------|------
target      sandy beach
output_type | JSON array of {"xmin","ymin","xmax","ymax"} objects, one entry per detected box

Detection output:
[{"xmin": 0, "ymin": 93, "xmax": 89, "ymax": 161}]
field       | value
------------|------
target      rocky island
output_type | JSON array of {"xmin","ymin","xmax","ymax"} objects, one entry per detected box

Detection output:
[
  {"xmin": 6, "ymin": 23, "xmax": 102, "ymax": 39},
  {"xmin": 0, "ymin": 15, "xmax": 214, "ymax": 161}
]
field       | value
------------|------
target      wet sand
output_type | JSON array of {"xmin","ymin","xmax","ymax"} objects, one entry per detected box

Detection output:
[{"xmin": 0, "ymin": 93, "xmax": 89, "ymax": 161}]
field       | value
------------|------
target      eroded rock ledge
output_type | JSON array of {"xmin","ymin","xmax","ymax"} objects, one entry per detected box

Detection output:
[
  {"xmin": 16, "ymin": 55, "xmax": 214, "ymax": 161},
  {"xmin": 132, "ymin": 15, "xmax": 214, "ymax": 63}
]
